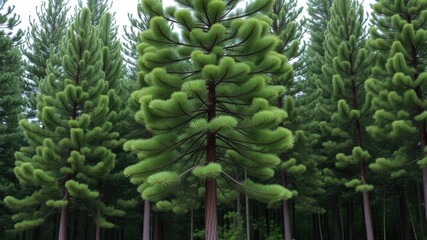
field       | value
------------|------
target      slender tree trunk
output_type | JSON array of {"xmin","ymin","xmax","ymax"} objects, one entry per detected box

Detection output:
[
  {"xmin": 351, "ymin": 79, "xmax": 374, "ymax": 240},
  {"xmin": 312, "ymin": 213, "xmax": 320, "ymax": 240},
  {"xmin": 245, "ymin": 171, "xmax": 250, "ymax": 240},
  {"xmin": 95, "ymin": 209, "xmax": 101, "ymax": 240},
  {"xmin": 236, "ymin": 170, "xmax": 242, "ymax": 240},
  {"xmin": 383, "ymin": 193, "xmax": 386, "ymax": 240},
  {"xmin": 72, "ymin": 209, "xmax": 79, "ymax": 240},
  {"xmin": 153, "ymin": 212, "xmax": 160, "ymax": 240},
  {"xmin": 281, "ymin": 168, "xmax": 292, "ymax": 240},
  {"xmin": 331, "ymin": 195, "xmax": 342, "ymax": 240},
  {"xmin": 205, "ymin": 79, "xmax": 218, "ymax": 240},
  {"xmin": 143, "ymin": 200, "xmax": 151, "ymax": 240},
  {"xmin": 83, "ymin": 216, "xmax": 89, "ymax": 240},
  {"xmin": 32, "ymin": 227, "xmax": 40, "ymax": 240},
  {"xmin": 347, "ymin": 199, "xmax": 354, "ymax": 240},
  {"xmin": 417, "ymin": 182, "xmax": 425, "ymax": 238},
  {"xmin": 58, "ymin": 191, "xmax": 69, "ymax": 240},
  {"xmin": 292, "ymin": 201, "xmax": 297, "ymax": 239},
  {"xmin": 190, "ymin": 209, "xmax": 194, "ymax": 240},
  {"xmin": 399, "ymin": 188, "xmax": 410, "ymax": 240}
]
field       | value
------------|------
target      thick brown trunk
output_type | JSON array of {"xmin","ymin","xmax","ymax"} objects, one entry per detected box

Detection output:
[
  {"xmin": 205, "ymin": 80, "xmax": 218, "ymax": 240},
  {"xmin": 331, "ymin": 195, "xmax": 342, "ymax": 240},
  {"xmin": 143, "ymin": 200, "xmax": 150, "ymax": 240}
]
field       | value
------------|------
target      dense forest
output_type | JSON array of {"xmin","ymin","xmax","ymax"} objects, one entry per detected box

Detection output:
[{"xmin": 0, "ymin": 0, "xmax": 427, "ymax": 239}]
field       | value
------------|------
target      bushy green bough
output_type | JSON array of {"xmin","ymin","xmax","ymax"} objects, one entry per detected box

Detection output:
[{"xmin": 124, "ymin": 0, "xmax": 294, "ymax": 239}]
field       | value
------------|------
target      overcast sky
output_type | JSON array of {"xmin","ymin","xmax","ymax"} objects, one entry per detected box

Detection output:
[{"xmin": 6, "ymin": 0, "xmax": 375, "ymax": 37}]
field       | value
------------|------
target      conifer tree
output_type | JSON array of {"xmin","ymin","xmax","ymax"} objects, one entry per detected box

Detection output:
[
  {"xmin": 5, "ymin": 9, "xmax": 121, "ymax": 240},
  {"xmin": 0, "ymin": 1, "xmax": 23, "ymax": 237},
  {"xmin": 321, "ymin": 0, "xmax": 375, "ymax": 239},
  {"xmin": 123, "ymin": 1, "xmax": 151, "ymax": 83},
  {"xmin": 22, "ymin": 0, "xmax": 69, "ymax": 118},
  {"xmin": 366, "ymin": 0, "xmax": 427, "ymax": 225},
  {"xmin": 124, "ymin": 0, "xmax": 294, "ymax": 239},
  {"xmin": 77, "ymin": 0, "xmax": 112, "ymax": 26}
]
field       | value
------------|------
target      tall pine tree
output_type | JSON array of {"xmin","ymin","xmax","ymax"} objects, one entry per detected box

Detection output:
[
  {"xmin": 123, "ymin": 0, "xmax": 294, "ymax": 239},
  {"xmin": 0, "ymin": 0, "xmax": 23, "ymax": 238},
  {"xmin": 22, "ymin": 0, "xmax": 69, "ymax": 118},
  {"xmin": 366, "ymin": 0, "xmax": 427, "ymax": 227},
  {"xmin": 321, "ymin": 0, "xmax": 375, "ymax": 239},
  {"xmin": 5, "ymin": 9, "xmax": 121, "ymax": 240}
]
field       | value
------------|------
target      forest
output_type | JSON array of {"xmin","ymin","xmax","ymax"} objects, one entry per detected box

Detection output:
[{"xmin": 0, "ymin": 0, "xmax": 426, "ymax": 239}]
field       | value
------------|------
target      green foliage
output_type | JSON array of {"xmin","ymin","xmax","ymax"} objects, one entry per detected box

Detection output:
[
  {"xmin": 125, "ymin": 0, "xmax": 294, "ymax": 219},
  {"xmin": 5, "ymin": 8, "xmax": 121, "ymax": 231},
  {"xmin": 22, "ymin": 0, "xmax": 69, "ymax": 118},
  {"xmin": 0, "ymin": 2, "xmax": 23, "ymax": 236}
]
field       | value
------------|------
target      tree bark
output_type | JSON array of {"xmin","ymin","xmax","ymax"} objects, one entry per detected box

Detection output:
[
  {"xmin": 236, "ymin": 171, "xmax": 242, "ymax": 240},
  {"xmin": 58, "ymin": 192, "xmax": 69, "ymax": 240},
  {"xmin": 143, "ymin": 200, "xmax": 151, "ymax": 240},
  {"xmin": 399, "ymin": 188, "xmax": 410, "ymax": 240},
  {"xmin": 190, "ymin": 209, "xmax": 194, "ymax": 240},
  {"xmin": 72, "ymin": 209, "xmax": 79, "ymax": 240},
  {"xmin": 205, "ymin": 80, "xmax": 218, "ymax": 240},
  {"xmin": 312, "ymin": 214, "xmax": 320, "ymax": 240},
  {"xmin": 281, "ymin": 168, "xmax": 292, "ymax": 240},
  {"xmin": 347, "ymin": 199, "xmax": 353, "ymax": 240}
]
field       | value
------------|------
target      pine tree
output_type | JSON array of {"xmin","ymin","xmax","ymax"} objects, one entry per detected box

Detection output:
[
  {"xmin": 320, "ymin": 0, "xmax": 375, "ymax": 239},
  {"xmin": 22, "ymin": 0, "xmax": 69, "ymax": 118},
  {"xmin": 366, "ymin": 0, "xmax": 427, "ymax": 226},
  {"xmin": 124, "ymin": 0, "xmax": 294, "ymax": 239},
  {"xmin": 5, "ymin": 9, "xmax": 121, "ymax": 240},
  {"xmin": 123, "ymin": 1, "xmax": 151, "ymax": 83},
  {"xmin": 77, "ymin": 0, "xmax": 112, "ymax": 25},
  {"xmin": 0, "ymin": 1, "xmax": 23, "ymax": 237}
]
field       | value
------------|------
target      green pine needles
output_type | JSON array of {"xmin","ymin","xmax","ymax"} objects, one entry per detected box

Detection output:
[
  {"xmin": 124, "ymin": 0, "xmax": 294, "ymax": 238},
  {"xmin": 5, "ymin": 8, "xmax": 122, "ymax": 234}
]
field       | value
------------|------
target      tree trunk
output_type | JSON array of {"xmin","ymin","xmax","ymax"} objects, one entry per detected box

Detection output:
[
  {"xmin": 399, "ymin": 188, "xmax": 410, "ymax": 240},
  {"xmin": 95, "ymin": 209, "xmax": 101, "ymax": 240},
  {"xmin": 281, "ymin": 168, "xmax": 292, "ymax": 240},
  {"xmin": 417, "ymin": 182, "xmax": 425, "ymax": 238},
  {"xmin": 58, "ymin": 194, "xmax": 69, "ymax": 240},
  {"xmin": 153, "ymin": 212, "xmax": 160, "ymax": 240},
  {"xmin": 347, "ymin": 199, "xmax": 354, "ymax": 240},
  {"xmin": 190, "ymin": 209, "xmax": 194, "ymax": 240},
  {"xmin": 32, "ymin": 227, "xmax": 40, "ymax": 240},
  {"xmin": 245, "ymin": 171, "xmax": 250, "ymax": 240},
  {"xmin": 143, "ymin": 200, "xmax": 151, "ymax": 240},
  {"xmin": 236, "ymin": 170, "xmax": 242, "ymax": 240},
  {"xmin": 72, "ymin": 209, "xmax": 79, "ymax": 240},
  {"xmin": 204, "ymin": 78, "xmax": 218, "ymax": 240},
  {"xmin": 331, "ymin": 195, "xmax": 342, "ymax": 240},
  {"xmin": 312, "ymin": 213, "xmax": 320, "ymax": 240}
]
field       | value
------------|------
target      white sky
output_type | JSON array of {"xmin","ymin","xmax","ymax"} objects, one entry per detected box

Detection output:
[{"xmin": 6, "ymin": 0, "xmax": 375, "ymax": 37}]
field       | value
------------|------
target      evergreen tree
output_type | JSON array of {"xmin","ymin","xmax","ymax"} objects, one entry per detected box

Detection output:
[
  {"xmin": 0, "ymin": 1, "xmax": 23, "ymax": 237},
  {"xmin": 77, "ymin": 0, "xmax": 112, "ymax": 25},
  {"xmin": 22, "ymin": 0, "xmax": 69, "ymax": 118},
  {"xmin": 5, "ymin": 9, "xmax": 121, "ymax": 240},
  {"xmin": 366, "ymin": 0, "xmax": 427, "ymax": 226},
  {"xmin": 320, "ymin": 0, "xmax": 375, "ymax": 239},
  {"xmin": 123, "ymin": 1, "xmax": 151, "ymax": 83},
  {"xmin": 124, "ymin": 0, "xmax": 294, "ymax": 239}
]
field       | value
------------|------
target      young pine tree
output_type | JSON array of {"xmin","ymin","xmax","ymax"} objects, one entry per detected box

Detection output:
[
  {"xmin": 5, "ymin": 9, "xmax": 121, "ymax": 240},
  {"xmin": 321, "ymin": 0, "xmax": 375, "ymax": 239},
  {"xmin": 77, "ymin": 0, "xmax": 112, "ymax": 26},
  {"xmin": 0, "ymin": 1, "xmax": 24, "ymax": 237},
  {"xmin": 366, "ymin": 0, "xmax": 427, "ymax": 226},
  {"xmin": 124, "ymin": 0, "xmax": 294, "ymax": 239},
  {"xmin": 22, "ymin": 0, "xmax": 70, "ymax": 118}
]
